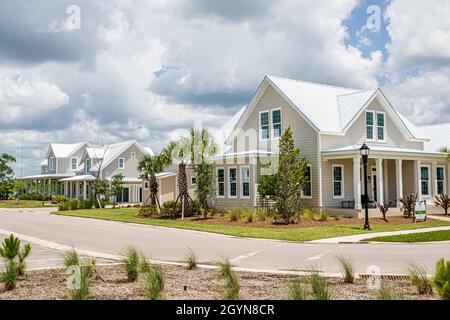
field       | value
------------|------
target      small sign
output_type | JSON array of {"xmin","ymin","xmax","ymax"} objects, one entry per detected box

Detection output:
[{"xmin": 414, "ymin": 201, "xmax": 427, "ymax": 222}]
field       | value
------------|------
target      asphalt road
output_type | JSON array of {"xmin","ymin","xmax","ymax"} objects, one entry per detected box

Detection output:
[{"xmin": 1, "ymin": 208, "xmax": 449, "ymax": 275}]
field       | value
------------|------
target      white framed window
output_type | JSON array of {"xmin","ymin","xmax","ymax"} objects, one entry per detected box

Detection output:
[
  {"xmin": 332, "ymin": 164, "xmax": 344, "ymax": 199},
  {"xmin": 131, "ymin": 152, "xmax": 136, "ymax": 159},
  {"xmin": 271, "ymin": 108, "xmax": 282, "ymax": 139},
  {"xmin": 228, "ymin": 167, "xmax": 237, "ymax": 198},
  {"xmin": 191, "ymin": 176, "xmax": 197, "ymax": 186},
  {"xmin": 85, "ymin": 159, "xmax": 91, "ymax": 173},
  {"xmin": 366, "ymin": 111, "xmax": 374, "ymax": 141},
  {"xmin": 240, "ymin": 166, "xmax": 250, "ymax": 199},
  {"xmin": 301, "ymin": 164, "xmax": 312, "ymax": 199},
  {"xmin": 366, "ymin": 110, "xmax": 386, "ymax": 142},
  {"xmin": 376, "ymin": 111, "xmax": 386, "ymax": 142},
  {"xmin": 420, "ymin": 165, "xmax": 431, "ymax": 197},
  {"xmin": 49, "ymin": 157, "xmax": 55, "ymax": 171},
  {"xmin": 217, "ymin": 168, "xmax": 225, "ymax": 198},
  {"xmin": 71, "ymin": 157, "xmax": 78, "ymax": 171},
  {"xmin": 259, "ymin": 110, "xmax": 270, "ymax": 140},
  {"xmin": 118, "ymin": 158, "xmax": 125, "ymax": 170},
  {"xmin": 437, "ymin": 166, "xmax": 445, "ymax": 195}
]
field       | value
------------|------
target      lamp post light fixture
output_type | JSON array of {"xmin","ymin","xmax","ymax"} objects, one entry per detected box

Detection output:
[{"xmin": 360, "ymin": 143, "xmax": 371, "ymax": 231}]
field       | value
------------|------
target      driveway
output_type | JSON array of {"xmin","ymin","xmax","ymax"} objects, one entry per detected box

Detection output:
[{"xmin": 1, "ymin": 208, "xmax": 449, "ymax": 275}]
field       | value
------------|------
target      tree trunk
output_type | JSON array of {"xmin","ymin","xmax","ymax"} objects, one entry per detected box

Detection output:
[
  {"xmin": 150, "ymin": 174, "xmax": 160, "ymax": 209},
  {"xmin": 177, "ymin": 163, "xmax": 192, "ymax": 216}
]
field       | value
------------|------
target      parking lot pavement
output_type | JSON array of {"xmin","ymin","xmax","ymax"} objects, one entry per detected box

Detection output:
[{"xmin": 0, "ymin": 234, "xmax": 116, "ymax": 270}]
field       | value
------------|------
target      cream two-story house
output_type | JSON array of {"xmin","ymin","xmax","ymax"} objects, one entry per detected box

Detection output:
[{"xmin": 212, "ymin": 75, "xmax": 450, "ymax": 217}]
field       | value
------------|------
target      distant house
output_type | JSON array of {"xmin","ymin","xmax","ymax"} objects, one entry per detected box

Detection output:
[{"xmin": 212, "ymin": 75, "xmax": 450, "ymax": 217}]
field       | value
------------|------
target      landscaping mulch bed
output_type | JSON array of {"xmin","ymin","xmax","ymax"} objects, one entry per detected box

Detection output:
[
  {"xmin": 0, "ymin": 264, "xmax": 438, "ymax": 300},
  {"xmin": 175, "ymin": 215, "xmax": 417, "ymax": 229}
]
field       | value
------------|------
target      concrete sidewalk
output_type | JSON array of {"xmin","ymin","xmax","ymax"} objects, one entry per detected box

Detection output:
[{"xmin": 308, "ymin": 226, "xmax": 450, "ymax": 244}]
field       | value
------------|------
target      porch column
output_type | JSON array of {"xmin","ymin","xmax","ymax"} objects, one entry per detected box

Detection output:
[
  {"xmin": 376, "ymin": 158, "xmax": 384, "ymax": 204},
  {"xmin": 415, "ymin": 160, "xmax": 422, "ymax": 200},
  {"xmin": 395, "ymin": 159, "xmax": 403, "ymax": 208},
  {"xmin": 75, "ymin": 182, "xmax": 79, "ymax": 199},
  {"xmin": 83, "ymin": 181, "xmax": 87, "ymax": 200},
  {"xmin": 353, "ymin": 156, "xmax": 362, "ymax": 210},
  {"xmin": 432, "ymin": 161, "xmax": 438, "ymax": 198}
]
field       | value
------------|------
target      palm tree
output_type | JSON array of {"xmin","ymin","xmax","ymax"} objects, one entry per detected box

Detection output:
[
  {"xmin": 138, "ymin": 155, "xmax": 169, "ymax": 209},
  {"xmin": 164, "ymin": 138, "xmax": 193, "ymax": 217},
  {"xmin": 189, "ymin": 129, "xmax": 218, "ymax": 212}
]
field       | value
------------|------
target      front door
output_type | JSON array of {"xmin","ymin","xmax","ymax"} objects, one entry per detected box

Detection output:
[
  {"xmin": 122, "ymin": 188, "xmax": 129, "ymax": 203},
  {"xmin": 139, "ymin": 187, "xmax": 142, "ymax": 203}
]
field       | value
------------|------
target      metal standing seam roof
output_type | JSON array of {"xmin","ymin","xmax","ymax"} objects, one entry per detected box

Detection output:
[
  {"xmin": 419, "ymin": 123, "xmax": 450, "ymax": 152},
  {"xmin": 48, "ymin": 142, "xmax": 88, "ymax": 158}
]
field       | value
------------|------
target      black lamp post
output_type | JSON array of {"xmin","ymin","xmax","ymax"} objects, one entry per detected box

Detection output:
[{"xmin": 360, "ymin": 143, "xmax": 371, "ymax": 231}]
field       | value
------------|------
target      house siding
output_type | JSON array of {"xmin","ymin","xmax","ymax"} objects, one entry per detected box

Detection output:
[
  {"xmin": 322, "ymin": 158, "xmax": 354, "ymax": 208},
  {"xmin": 101, "ymin": 144, "xmax": 146, "ymax": 179}
]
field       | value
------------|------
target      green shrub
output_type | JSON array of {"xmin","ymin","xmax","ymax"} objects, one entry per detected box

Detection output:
[
  {"xmin": 145, "ymin": 265, "xmax": 165, "ymax": 300},
  {"xmin": 335, "ymin": 215, "xmax": 343, "ymax": 221},
  {"xmin": 433, "ymin": 258, "xmax": 450, "ymax": 300},
  {"xmin": 408, "ymin": 263, "xmax": 433, "ymax": 295},
  {"xmin": 184, "ymin": 248, "xmax": 198, "ymax": 270},
  {"xmin": 243, "ymin": 208, "xmax": 254, "ymax": 223},
  {"xmin": 318, "ymin": 210, "xmax": 329, "ymax": 222},
  {"xmin": 68, "ymin": 264, "xmax": 91, "ymax": 300},
  {"xmin": 219, "ymin": 260, "xmax": 240, "ymax": 300},
  {"xmin": 303, "ymin": 208, "xmax": 315, "ymax": 220},
  {"xmin": 138, "ymin": 205, "xmax": 159, "ymax": 217},
  {"xmin": 190, "ymin": 200, "xmax": 201, "ymax": 215},
  {"xmin": 1, "ymin": 259, "xmax": 18, "ymax": 291},
  {"xmin": 58, "ymin": 200, "xmax": 70, "ymax": 211},
  {"xmin": 122, "ymin": 247, "xmax": 140, "ymax": 282},
  {"xmin": 288, "ymin": 276, "xmax": 308, "ymax": 300},
  {"xmin": 52, "ymin": 195, "xmax": 66, "ymax": 204},
  {"xmin": 309, "ymin": 272, "xmax": 330, "ymax": 300},
  {"xmin": 336, "ymin": 255, "xmax": 355, "ymax": 284},
  {"xmin": 255, "ymin": 208, "xmax": 268, "ymax": 221},
  {"xmin": 18, "ymin": 193, "xmax": 52, "ymax": 201},
  {"xmin": 81, "ymin": 199, "xmax": 94, "ymax": 209},
  {"xmin": 228, "ymin": 208, "xmax": 241, "ymax": 222},
  {"xmin": 161, "ymin": 200, "xmax": 181, "ymax": 218},
  {"xmin": 69, "ymin": 199, "xmax": 79, "ymax": 210}
]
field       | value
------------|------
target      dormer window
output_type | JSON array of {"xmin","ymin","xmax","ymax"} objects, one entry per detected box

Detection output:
[
  {"xmin": 366, "ymin": 110, "xmax": 386, "ymax": 142},
  {"xmin": 49, "ymin": 157, "xmax": 55, "ymax": 171},
  {"xmin": 118, "ymin": 158, "xmax": 125, "ymax": 169},
  {"xmin": 71, "ymin": 158, "xmax": 78, "ymax": 171},
  {"xmin": 85, "ymin": 159, "xmax": 91, "ymax": 173}
]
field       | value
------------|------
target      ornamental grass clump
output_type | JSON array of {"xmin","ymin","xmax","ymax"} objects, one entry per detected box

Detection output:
[
  {"xmin": 408, "ymin": 263, "xmax": 433, "ymax": 295},
  {"xmin": 121, "ymin": 247, "xmax": 141, "ymax": 282},
  {"xmin": 219, "ymin": 260, "xmax": 240, "ymax": 300},
  {"xmin": 336, "ymin": 254, "xmax": 355, "ymax": 284},
  {"xmin": 288, "ymin": 276, "xmax": 308, "ymax": 300},
  {"xmin": 145, "ymin": 264, "xmax": 165, "ymax": 300},
  {"xmin": 433, "ymin": 258, "xmax": 450, "ymax": 300},
  {"xmin": 184, "ymin": 248, "xmax": 198, "ymax": 270},
  {"xmin": 309, "ymin": 272, "xmax": 330, "ymax": 300},
  {"xmin": 228, "ymin": 208, "xmax": 241, "ymax": 222}
]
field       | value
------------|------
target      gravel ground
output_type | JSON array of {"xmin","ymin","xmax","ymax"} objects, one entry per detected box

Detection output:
[{"xmin": 0, "ymin": 264, "xmax": 439, "ymax": 300}]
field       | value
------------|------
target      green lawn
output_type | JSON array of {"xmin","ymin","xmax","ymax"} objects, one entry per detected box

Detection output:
[
  {"xmin": 53, "ymin": 208, "xmax": 450, "ymax": 242},
  {"xmin": 363, "ymin": 229, "xmax": 450, "ymax": 243},
  {"xmin": 0, "ymin": 200, "xmax": 57, "ymax": 208}
]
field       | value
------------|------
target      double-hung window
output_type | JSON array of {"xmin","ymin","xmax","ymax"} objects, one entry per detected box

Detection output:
[
  {"xmin": 437, "ymin": 166, "xmax": 445, "ymax": 195},
  {"xmin": 272, "ymin": 109, "xmax": 282, "ymax": 138},
  {"xmin": 217, "ymin": 168, "xmax": 225, "ymax": 198},
  {"xmin": 71, "ymin": 158, "xmax": 78, "ymax": 171},
  {"xmin": 332, "ymin": 165, "xmax": 344, "ymax": 198},
  {"xmin": 118, "ymin": 158, "xmax": 125, "ymax": 170},
  {"xmin": 366, "ymin": 110, "xmax": 386, "ymax": 142},
  {"xmin": 85, "ymin": 159, "xmax": 91, "ymax": 173},
  {"xmin": 228, "ymin": 167, "xmax": 237, "ymax": 198},
  {"xmin": 240, "ymin": 166, "xmax": 250, "ymax": 198},
  {"xmin": 49, "ymin": 157, "xmax": 55, "ymax": 171},
  {"xmin": 421, "ymin": 166, "xmax": 431, "ymax": 197},
  {"xmin": 377, "ymin": 112, "xmax": 385, "ymax": 141},
  {"xmin": 301, "ymin": 165, "xmax": 312, "ymax": 198},
  {"xmin": 260, "ymin": 111, "xmax": 270, "ymax": 140}
]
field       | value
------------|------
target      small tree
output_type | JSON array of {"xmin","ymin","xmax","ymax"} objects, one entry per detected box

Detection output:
[
  {"xmin": 92, "ymin": 178, "xmax": 109, "ymax": 208},
  {"xmin": 398, "ymin": 193, "xmax": 418, "ymax": 218},
  {"xmin": 274, "ymin": 127, "xmax": 308, "ymax": 224},
  {"xmin": 376, "ymin": 202, "xmax": 389, "ymax": 222},
  {"xmin": 110, "ymin": 174, "xmax": 125, "ymax": 208},
  {"xmin": 195, "ymin": 162, "xmax": 216, "ymax": 218},
  {"xmin": 138, "ymin": 155, "xmax": 170, "ymax": 209},
  {"xmin": 435, "ymin": 193, "xmax": 450, "ymax": 216},
  {"xmin": 0, "ymin": 153, "xmax": 16, "ymax": 200}
]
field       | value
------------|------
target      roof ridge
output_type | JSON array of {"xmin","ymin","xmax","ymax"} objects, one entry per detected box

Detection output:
[
  {"xmin": 267, "ymin": 75, "xmax": 361, "ymax": 92},
  {"xmin": 337, "ymin": 88, "xmax": 377, "ymax": 98}
]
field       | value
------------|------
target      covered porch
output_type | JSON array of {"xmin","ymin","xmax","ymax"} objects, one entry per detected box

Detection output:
[
  {"xmin": 59, "ymin": 175, "xmax": 97, "ymax": 200},
  {"xmin": 18, "ymin": 174, "xmax": 73, "ymax": 196},
  {"xmin": 322, "ymin": 145, "xmax": 449, "ymax": 218}
]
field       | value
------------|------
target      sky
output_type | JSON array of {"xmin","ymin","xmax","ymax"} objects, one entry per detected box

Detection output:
[{"xmin": 1, "ymin": 0, "xmax": 450, "ymax": 176}]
